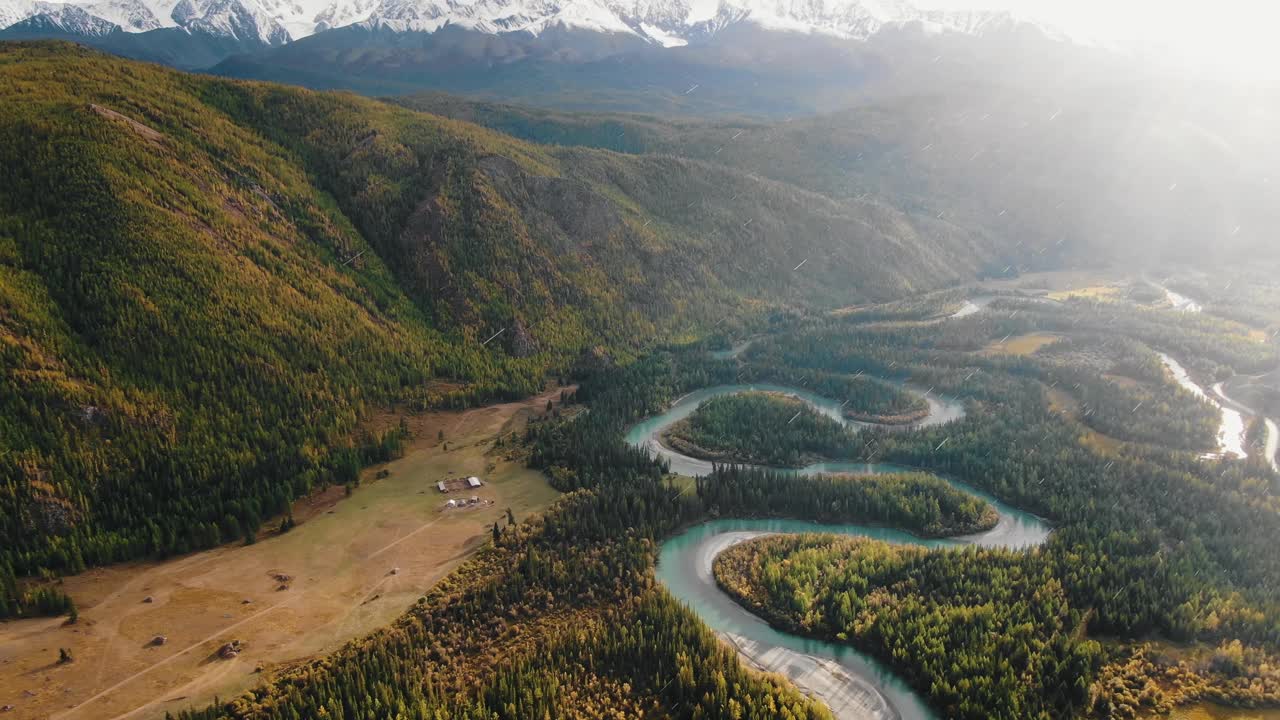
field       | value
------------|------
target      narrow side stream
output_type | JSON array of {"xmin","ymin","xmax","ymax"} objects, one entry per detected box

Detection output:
[{"xmin": 1159, "ymin": 353, "xmax": 1247, "ymax": 460}]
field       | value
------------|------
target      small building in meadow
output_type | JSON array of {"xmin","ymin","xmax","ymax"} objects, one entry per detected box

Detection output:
[{"xmin": 439, "ymin": 476, "xmax": 482, "ymax": 493}]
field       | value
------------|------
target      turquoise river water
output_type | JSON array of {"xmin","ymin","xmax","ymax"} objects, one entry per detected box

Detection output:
[{"xmin": 627, "ymin": 382, "xmax": 1051, "ymax": 720}]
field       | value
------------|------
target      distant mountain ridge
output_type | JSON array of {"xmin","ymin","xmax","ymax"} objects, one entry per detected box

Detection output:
[
  {"xmin": 0, "ymin": 0, "xmax": 1057, "ymax": 68},
  {"xmin": 0, "ymin": 0, "xmax": 290, "ymax": 42},
  {"xmin": 4, "ymin": 2, "xmax": 117, "ymax": 34},
  {"xmin": 0, "ymin": 0, "xmax": 295, "ymax": 66}
]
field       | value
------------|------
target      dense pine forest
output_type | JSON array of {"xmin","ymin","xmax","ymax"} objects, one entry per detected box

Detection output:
[
  {"xmin": 697, "ymin": 466, "xmax": 997, "ymax": 537},
  {"xmin": 715, "ymin": 534, "xmax": 1097, "ymax": 719}
]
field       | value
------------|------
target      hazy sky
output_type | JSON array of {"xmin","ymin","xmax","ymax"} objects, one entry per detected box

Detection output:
[{"xmin": 914, "ymin": 0, "xmax": 1278, "ymax": 81}]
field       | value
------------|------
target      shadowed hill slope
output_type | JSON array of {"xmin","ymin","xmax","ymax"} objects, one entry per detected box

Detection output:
[{"xmin": 395, "ymin": 79, "xmax": 1280, "ymax": 268}]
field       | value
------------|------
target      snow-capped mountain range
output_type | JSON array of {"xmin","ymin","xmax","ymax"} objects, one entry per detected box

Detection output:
[
  {"xmin": 0, "ymin": 0, "xmax": 1048, "ymax": 49},
  {"xmin": 1, "ymin": 0, "xmax": 295, "ymax": 42}
]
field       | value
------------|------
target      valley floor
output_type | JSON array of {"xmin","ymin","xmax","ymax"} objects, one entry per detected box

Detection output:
[
  {"xmin": 0, "ymin": 389, "xmax": 564, "ymax": 720},
  {"xmin": 1167, "ymin": 704, "xmax": 1280, "ymax": 720}
]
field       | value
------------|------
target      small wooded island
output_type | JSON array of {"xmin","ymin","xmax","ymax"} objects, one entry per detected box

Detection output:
[
  {"xmin": 698, "ymin": 466, "xmax": 999, "ymax": 537},
  {"xmin": 661, "ymin": 391, "xmax": 858, "ymax": 466}
]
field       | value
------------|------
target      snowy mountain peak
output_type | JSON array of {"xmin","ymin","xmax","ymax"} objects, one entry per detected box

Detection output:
[
  {"xmin": 1, "ymin": 0, "xmax": 37, "ymax": 28},
  {"xmin": 361, "ymin": 0, "xmax": 1049, "ymax": 45},
  {"xmin": 6, "ymin": 1, "xmax": 119, "ymax": 33},
  {"xmin": 83, "ymin": 0, "xmax": 163, "ymax": 30},
  {"xmin": 361, "ymin": 0, "xmax": 639, "ymax": 37},
  {"xmin": 173, "ymin": 0, "xmax": 291, "ymax": 42},
  {"xmin": 306, "ymin": 0, "xmax": 376, "ymax": 33},
  {"xmin": 1, "ymin": 0, "xmax": 290, "ymax": 42},
  {"xmin": 604, "ymin": 0, "xmax": 691, "ymax": 27},
  {"xmin": 1, "ymin": 0, "xmax": 1056, "ymax": 55}
]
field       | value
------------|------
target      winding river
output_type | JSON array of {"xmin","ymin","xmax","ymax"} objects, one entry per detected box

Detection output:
[
  {"xmin": 627, "ymin": 382, "xmax": 963, "ymax": 478},
  {"xmin": 650, "ymin": 286, "xmax": 1272, "ymax": 718},
  {"xmin": 1212, "ymin": 380, "xmax": 1280, "ymax": 473},
  {"xmin": 949, "ymin": 297, "xmax": 992, "ymax": 319},
  {"xmin": 629, "ymin": 382, "xmax": 1051, "ymax": 720},
  {"xmin": 1161, "ymin": 285, "xmax": 1204, "ymax": 313},
  {"xmin": 1159, "ymin": 353, "xmax": 1248, "ymax": 460},
  {"xmin": 1148, "ymin": 287, "xmax": 1278, "ymax": 470},
  {"xmin": 949, "ymin": 293, "xmax": 1060, "ymax": 319}
]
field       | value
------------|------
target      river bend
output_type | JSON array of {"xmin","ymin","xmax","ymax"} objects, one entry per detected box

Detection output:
[{"xmin": 630, "ymin": 382, "xmax": 1051, "ymax": 720}]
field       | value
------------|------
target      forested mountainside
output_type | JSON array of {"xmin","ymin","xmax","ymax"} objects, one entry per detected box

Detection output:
[
  {"xmin": 395, "ymin": 82, "xmax": 1280, "ymax": 267},
  {"xmin": 0, "ymin": 41, "xmax": 1015, "ymax": 575}
]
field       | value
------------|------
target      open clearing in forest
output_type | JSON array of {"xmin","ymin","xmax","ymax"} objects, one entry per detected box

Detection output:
[
  {"xmin": 1167, "ymin": 705, "xmax": 1280, "ymax": 720},
  {"xmin": 1046, "ymin": 386, "xmax": 1124, "ymax": 456},
  {"xmin": 982, "ymin": 332, "xmax": 1062, "ymax": 357},
  {"xmin": 1045, "ymin": 285, "xmax": 1123, "ymax": 302},
  {"xmin": 975, "ymin": 268, "xmax": 1131, "ymax": 295},
  {"xmin": 0, "ymin": 388, "xmax": 566, "ymax": 720}
]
